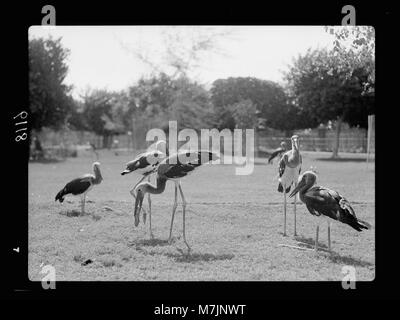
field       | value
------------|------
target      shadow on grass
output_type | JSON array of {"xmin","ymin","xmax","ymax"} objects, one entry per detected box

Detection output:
[
  {"xmin": 59, "ymin": 209, "xmax": 86, "ymax": 217},
  {"xmin": 295, "ymin": 235, "xmax": 374, "ymax": 267},
  {"xmin": 58, "ymin": 210, "xmax": 100, "ymax": 220},
  {"xmin": 328, "ymin": 253, "xmax": 374, "ymax": 267},
  {"xmin": 164, "ymin": 251, "xmax": 235, "ymax": 263},
  {"xmin": 136, "ymin": 238, "xmax": 171, "ymax": 247},
  {"xmin": 315, "ymin": 157, "xmax": 370, "ymax": 163},
  {"xmin": 295, "ymin": 235, "xmax": 329, "ymax": 250},
  {"xmin": 30, "ymin": 158, "xmax": 65, "ymax": 164}
]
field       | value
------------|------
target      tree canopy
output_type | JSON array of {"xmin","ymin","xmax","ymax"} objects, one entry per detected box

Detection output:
[
  {"xmin": 285, "ymin": 48, "xmax": 374, "ymax": 129},
  {"xmin": 29, "ymin": 37, "xmax": 73, "ymax": 131},
  {"xmin": 210, "ymin": 77, "xmax": 291, "ymax": 130}
]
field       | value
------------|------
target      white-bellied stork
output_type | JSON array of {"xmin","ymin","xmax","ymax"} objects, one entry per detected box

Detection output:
[
  {"xmin": 289, "ymin": 170, "xmax": 371, "ymax": 252},
  {"xmin": 55, "ymin": 162, "xmax": 103, "ymax": 214},
  {"xmin": 133, "ymin": 150, "xmax": 219, "ymax": 252},
  {"xmin": 268, "ymin": 141, "xmax": 287, "ymax": 164},
  {"xmin": 278, "ymin": 135, "xmax": 302, "ymax": 236},
  {"xmin": 121, "ymin": 140, "xmax": 168, "ymax": 237}
]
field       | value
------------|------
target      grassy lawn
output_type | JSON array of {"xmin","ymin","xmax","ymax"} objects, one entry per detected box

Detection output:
[{"xmin": 28, "ymin": 150, "xmax": 375, "ymax": 281}]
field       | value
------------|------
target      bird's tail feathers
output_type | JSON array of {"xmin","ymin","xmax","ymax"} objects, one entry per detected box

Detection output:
[{"xmin": 356, "ymin": 218, "xmax": 372, "ymax": 230}]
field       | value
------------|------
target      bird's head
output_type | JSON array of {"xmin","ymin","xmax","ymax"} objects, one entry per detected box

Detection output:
[
  {"xmin": 133, "ymin": 183, "xmax": 148, "ymax": 227},
  {"xmin": 92, "ymin": 162, "xmax": 103, "ymax": 182},
  {"xmin": 289, "ymin": 170, "xmax": 317, "ymax": 198},
  {"xmin": 291, "ymin": 135, "xmax": 300, "ymax": 150},
  {"xmin": 280, "ymin": 141, "xmax": 287, "ymax": 149}
]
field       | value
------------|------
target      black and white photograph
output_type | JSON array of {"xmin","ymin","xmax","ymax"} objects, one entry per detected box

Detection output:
[
  {"xmin": 4, "ymin": 2, "xmax": 394, "ymax": 303},
  {"xmin": 26, "ymin": 24, "xmax": 375, "ymax": 282}
]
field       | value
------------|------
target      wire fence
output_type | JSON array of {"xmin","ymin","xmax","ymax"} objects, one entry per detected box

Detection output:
[
  {"xmin": 32, "ymin": 126, "xmax": 374, "ymax": 160},
  {"xmin": 258, "ymin": 136, "xmax": 370, "ymax": 153}
]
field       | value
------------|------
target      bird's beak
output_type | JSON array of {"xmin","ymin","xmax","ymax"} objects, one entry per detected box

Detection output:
[
  {"xmin": 289, "ymin": 180, "xmax": 305, "ymax": 198},
  {"xmin": 121, "ymin": 170, "xmax": 129, "ymax": 175},
  {"xmin": 134, "ymin": 190, "xmax": 144, "ymax": 227}
]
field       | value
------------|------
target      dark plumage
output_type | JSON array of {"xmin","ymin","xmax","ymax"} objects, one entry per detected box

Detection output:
[
  {"xmin": 55, "ymin": 162, "xmax": 103, "ymax": 213},
  {"xmin": 289, "ymin": 170, "xmax": 371, "ymax": 252},
  {"xmin": 157, "ymin": 150, "xmax": 216, "ymax": 180},
  {"xmin": 298, "ymin": 185, "xmax": 370, "ymax": 232},
  {"xmin": 55, "ymin": 177, "xmax": 92, "ymax": 202},
  {"xmin": 268, "ymin": 142, "xmax": 287, "ymax": 164}
]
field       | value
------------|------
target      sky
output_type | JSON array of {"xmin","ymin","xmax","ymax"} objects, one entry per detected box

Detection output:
[{"xmin": 29, "ymin": 26, "xmax": 336, "ymax": 98}]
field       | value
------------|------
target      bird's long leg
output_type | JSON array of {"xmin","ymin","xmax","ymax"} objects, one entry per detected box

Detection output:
[
  {"xmin": 328, "ymin": 221, "xmax": 331, "ymax": 253},
  {"xmin": 283, "ymin": 184, "xmax": 287, "ymax": 236},
  {"xmin": 294, "ymin": 182, "xmax": 297, "ymax": 237},
  {"xmin": 147, "ymin": 176, "xmax": 153, "ymax": 239},
  {"xmin": 81, "ymin": 194, "xmax": 86, "ymax": 214},
  {"xmin": 168, "ymin": 182, "xmax": 178, "ymax": 243},
  {"xmin": 315, "ymin": 225, "xmax": 319, "ymax": 252},
  {"xmin": 80, "ymin": 195, "xmax": 84, "ymax": 214},
  {"xmin": 178, "ymin": 182, "xmax": 190, "ymax": 253}
]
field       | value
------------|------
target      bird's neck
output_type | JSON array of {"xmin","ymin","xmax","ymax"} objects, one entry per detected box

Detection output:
[
  {"xmin": 93, "ymin": 167, "xmax": 103, "ymax": 184},
  {"xmin": 292, "ymin": 143, "xmax": 299, "ymax": 154},
  {"xmin": 146, "ymin": 176, "xmax": 167, "ymax": 195}
]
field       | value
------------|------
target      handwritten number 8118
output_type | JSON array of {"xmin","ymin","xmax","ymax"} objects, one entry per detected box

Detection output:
[{"xmin": 14, "ymin": 111, "xmax": 28, "ymax": 142}]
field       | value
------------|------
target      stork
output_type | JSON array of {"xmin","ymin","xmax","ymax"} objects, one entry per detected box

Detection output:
[
  {"xmin": 268, "ymin": 141, "xmax": 287, "ymax": 164},
  {"xmin": 55, "ymin": 162, "xmax": 103, "ymax": 214},
  {"xmin": 133, "ymin": 150, "xmax": 219, "ymax": 252},
  {"xmin": 289, "ymin": 170, "xmax": 371, "ymax": 252},
  {"xmin": 121, "ymin": 140, "xmax": 168, "ymax": 237},
  {"xmin": 278, "ymin": 135, "xmax": 302, "ymax": 236}
]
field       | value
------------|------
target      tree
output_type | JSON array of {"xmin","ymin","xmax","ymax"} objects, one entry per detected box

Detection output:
[
  {"xmin": 29, "ymin": 37, "xmax": 73, "ymax": 152},
  {"xmin": 128, "ymin": 74, "xmax": 214, "ymax": 129},
  {"xmin": 167, "ymin": 76, "xmax": 214, "ymax": 131},
  {"xmin": 285, "ymin": 48, "xmax": 374, "ymax": 157},
  {"xmin": 228, "ymin": 99, "xmax": 258, "ymax": 129},
  {"xmin": 29, "ymin": 37, "xmax": 73, "ymax": 131},
  {"xmin": 263, "ymin": 98, "xmax": 320, "ymax": 136},
  {"xmin": 326, "ymin": 26, "xmax": 375, "ymax": 95},
  {"xmin": 81, "ymin": 89, "xmax": 124, "ymax": 148},
  {"xmin": 210, "ymin": 77, "xmax": 290, "ymax": 131}
]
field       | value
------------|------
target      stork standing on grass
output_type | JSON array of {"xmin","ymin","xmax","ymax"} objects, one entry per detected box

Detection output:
[
  {"xmin": 133, "ymin": 150, "xmax": 219, "ymax": 252},
  {"xmin": 268, "ymin": 141, "xmax": 287, "ymax": 164},
  {"xmin": 121, "ymin": 140, "xmax": 168, "ymax": 237},
  {"xmin": 278, "ymin": 135, "xmax": 302, "ymax": 236},
  {"xmin": 55, "ymin": 162, "xmax": 103, "ymax": 214},
  {"xmin": 289, "ymin": 170, "xmax": 371, "ymax": 252}
]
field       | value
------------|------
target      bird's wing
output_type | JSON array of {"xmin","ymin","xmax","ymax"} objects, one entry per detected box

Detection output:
[
  {"xmin": 158, "ymin": 150, "xmax": 216, "ymax": 179},
  {"xmin": 278, "ymin": 153, "xmax": 288, "ymax": 177},
  {"xmin": 62, "ymin": 177, "xmax": 93, "ymax": 196},
  {"xmin": 304, "ymin": 186, "xmax": 364, "ymax": 230},
  {"xmin": 268, "ymin": 147, "xmax": 284, "ymax": 163},
  {"xmin": 159, "ymin": 163, "xmax": 196, "ymax": 179},
  {"xmin": 303, "ymin": 186, "xmax": 340, "ymax": 217},
  {"xmin": 298, "ymin": 154, "xmax": 302, "ymax": 174}
]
